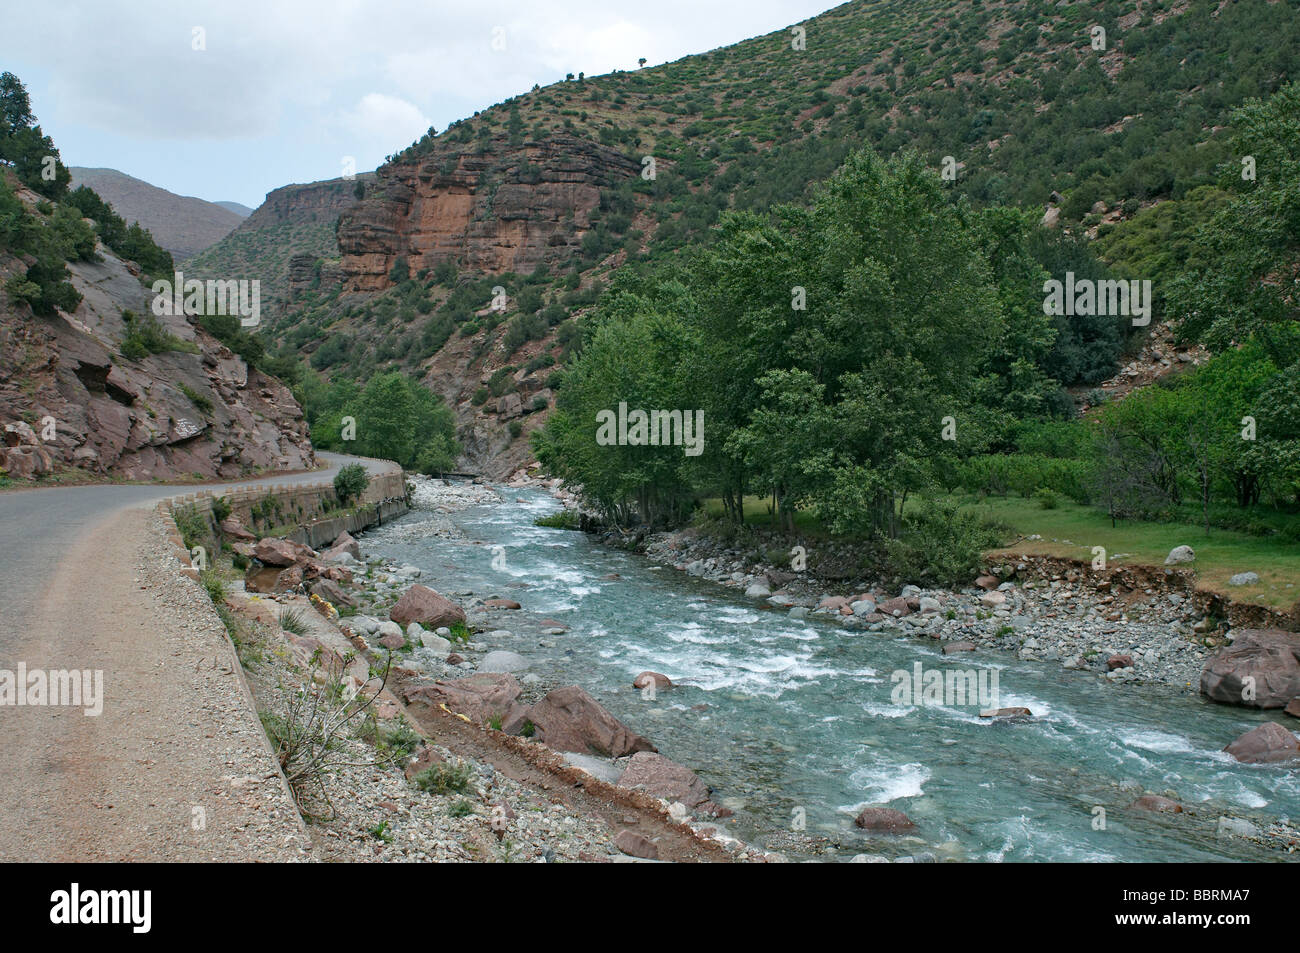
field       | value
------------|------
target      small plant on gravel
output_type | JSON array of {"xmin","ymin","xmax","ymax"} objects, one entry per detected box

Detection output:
[
  {"xmin": 211, "ymin": 495, "xmax": 232, "ymax": 523},
  {"xmin": 173, "ymin": 503, "xmax": 209, "ymax": 551},
  {"xmin": 519, "ymin": 719, "xmax": 536, "ymax": 738},
  {"xmin": 413, "ymin": 759, "xmax": 474, "ymax": 795},
  {"xmin": 367, "ymin": 820, "xmax": 394, "ymax": 843},
  {"xmin": 376, "ymin": 718, "xmax": 422, "ymax": 762},
  {"xmin": 487, "ymin": 713, "xmax": 503, "ymax": 731},
  {"xmin": 200, "ymin": 568, "xmax": 226, "ymax": 603},
  {"xmin": 279, "ymin": 605, "xmax": 309, "ymax": 634},
  {"xmin": 448, "ymin": 799, "xmax": 475, "ymax": 818},
  {"xmin": 278, "ymin": 607, "xmax": 309, "ymax": 635},
  {"xmin": 261, "ymin": 650, "xmax": 394, "ymax": 823},
  {"xmin": 446, "ymin": 621, "xmax": 472, "ymax": 644}
]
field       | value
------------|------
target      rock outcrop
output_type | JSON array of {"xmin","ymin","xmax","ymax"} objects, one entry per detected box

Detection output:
[
  {"xmin": 337, "ymin": 135, "xmax": 640, "ymax": 292},
  {"xmin": 0, "ymin": 182, "xmax": 314, "ymax": 482}
]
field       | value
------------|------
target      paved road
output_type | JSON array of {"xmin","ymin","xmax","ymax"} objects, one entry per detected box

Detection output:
[
  {"xmin": 0, "ymin": 452, "xmax": 391, "ymax": 635},
  {"xmin": 0, "ymin": 452, "xmax": 396, "ymax": 861}
]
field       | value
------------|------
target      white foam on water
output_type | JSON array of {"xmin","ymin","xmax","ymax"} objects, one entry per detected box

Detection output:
[
  {"xmin": 862, "ymin": 701, "xmax": 916, "ymax": 718},
  {"xmin": 1120, "ymin": 729, "xmax": 1197, "ymax": 755},
  {"xmin": 842, "ymin": 761, "xmax": 930, "ymax": 810}
]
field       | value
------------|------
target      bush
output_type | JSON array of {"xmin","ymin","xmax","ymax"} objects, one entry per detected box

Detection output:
[
  {"xmin": 882, "ymin": 500, "xmax": 1012, "ymax": 588},
  {"xmin": 534, "ymin": 509, "xmax": 580, "ymax": 529},
  {"xmin": 334, "ymin": 463, "xmax": 370, "ymax": 505},
  {"xmin": 1033, "ymin": 487, "xmax": 1061, "ymax": 509}
]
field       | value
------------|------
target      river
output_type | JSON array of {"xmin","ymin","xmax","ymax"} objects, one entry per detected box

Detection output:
[{"xmin": 363, "ymin": 485, "xmax": 1299, "ymax": 862}]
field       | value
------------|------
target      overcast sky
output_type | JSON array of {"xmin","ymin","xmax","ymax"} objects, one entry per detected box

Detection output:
[{"xmin": 2, "ymin": 1, "xmax": 837, "ymax": 208}]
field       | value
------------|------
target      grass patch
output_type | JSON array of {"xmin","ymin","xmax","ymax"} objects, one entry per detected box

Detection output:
[
  {"xmin": 413, "ymin": 760, "xmax": 474, "ymax": 795},
  {"xmin": 963, "ymin": 494, "xmax": 1300, "ymax": 611}
]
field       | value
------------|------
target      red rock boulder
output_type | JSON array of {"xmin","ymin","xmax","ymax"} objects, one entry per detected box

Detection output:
[
  {"xmin": 513, "ymin": 686, "xmax": 656, "ymax": 758},
  {"xmin": 390, "ymin": 584, "xmax": 466, "ymax": 629}
]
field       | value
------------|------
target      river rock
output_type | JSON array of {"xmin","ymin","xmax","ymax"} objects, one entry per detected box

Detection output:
[
  {"xmin": 1286, "ymin": 698, "xmax": 1300, "ymax": 719},
  {"xmin": 1107, "ymin": 654, "xmax": 1134, "ymax": 671},
  {"xmin": 745, "ymin": 582, "xmax": 771, "ymax": 598},
  {"xmin": 1200, "ymin": 629, "xmax": 1300, "ymax": 708},
  {"xmin": 1164, "ymin": 545, "xmax": 1195, "ymax": 565},
  {"xmin": 979, "ymin": 707, "xmax": 1033, "ymax": 720},
  {"xmin": 321, "ymin": 530, "xmax": 361, "ymax": 561},
  {"xmin": 1223, "ymin": 721, "xmax": 1300, "ymax": 764},
  {"xmin": 480, "ymin": 650, "xmax": 529, "ymax": 674},
  {"xmin": 853, "ymin": 807, "xmax": 916, "ymax": 832},
  {"xmin": 309, "ymin": 578, "xmax": 355, "ymax": 609},
  {"xmin": 851, "ymin": 598, "xmax": 877, "ymax": 616},
  {"xmin": 633, "ymin": 672, "xmax": 672, "ymax": 692},
  {"xmin": 253, "ymin": 537, "xmax": 316, "ymax": 567},
  {"xmin": 390, "ymin": 584, "xmax": 466, "ymax": 629},
  {"xmin": 878, "ymin": 596, "xmax": 912, "ymax": 618},
  {"xmin": 1228, "ymin": 572, "xmax": 1260, "ymax": 586},
  {"xmin": 975, "ymin": 575, "xmax": 1000, "ymax": 590},
  {"xmin": 403, "ymin": 672, "xmax": 525, "ymax": 726},
  {"xmin": 483, "ymin": 598, "xmax": 521, "ymax": 610},
  {"xmin": 512, "ymin": 685, "xmax": 656, "ymax": 758},
  {"xmin": 918, "ymin": 596, "xmax": 942, "ymax": 613},
  {"xmin": 943, "ymin": 641, "xmax": 977, "ymax": 655},
  {"xmin": 419, "ymin": 632, "xmax": 452, "ymax": 656},
  {"xmin": 614, "ymin": 830, "xmax": 658, "ymax": 860},
  {"xmin": 980, "ymin": 591, "xmax": 1006, "ymax": 608},
  {"xmin": 1130, "ymin": 795, "xmax": 1184, "ymax": 813},
  {"xmin": 617, "ymin": 751, "xmax": 711, "ymax": 809}
]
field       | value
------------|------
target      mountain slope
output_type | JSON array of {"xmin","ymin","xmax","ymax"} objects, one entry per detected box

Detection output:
[
  {"xmin": 69, "ymin": 167, "xmax": 244, "ymax": 260},
  {"xmin": 0, "ymin": 170, "xmax": 314, "ymax": 481},
  {"xmin": 257, "ymin": 0, "xmax": 1300, "ymax": 476},
  {"xmin": 187, "ymin": 174, "xmax": 374, "ymax": 305}
]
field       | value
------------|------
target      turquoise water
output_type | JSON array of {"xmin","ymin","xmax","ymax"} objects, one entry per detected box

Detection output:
[{"xmin": 366, "ymin": 488, "xmax": 1300, "ymax": 862}]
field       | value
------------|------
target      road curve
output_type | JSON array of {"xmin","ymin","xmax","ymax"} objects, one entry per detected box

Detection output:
[{"xmin": 0, "ymin": 452, "xmax": 397, "ymax": 861}]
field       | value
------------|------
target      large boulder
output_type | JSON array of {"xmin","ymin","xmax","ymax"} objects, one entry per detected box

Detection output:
[
  {"xmin": 479, "ymin": 650, "xmax": 529, "ymax": 674},
  {"xmin": 219, "ymin": 517, "xmax": 256, "ymax": 541},
  {"xmin": 390, "ymin": 584, "xmax": 466, "ymax": 629},
  {"xmin": 1223, "ymin": 722, "xmax": 1300, "ymax": 764},
  {"xmin": 617, "ymin": 752, "xmax": 710, "ymax": 809},
  {"xmin": 403, "ymin": 673, "xmax": 524, "ymax": 727},
  {"xmin": 309, "ymin": 578, "xmax": 355, "ymax": 609},
  {"xmin": 1165, "ymin": 545, "xmax": 1195, "ymax": 565},
  {"xmin": 632, "ymin": 672, "xmax": 672, "ymax": 692},
  {"xmin": 512, "ymin": 686, "xmax": 656, "ymax": 758},
  {"xmin": 854, "ymin": 807, "xmax": 916, "ymax": 832},
  {"xmin": 1200, "ymin": 629, "xmax": 1300, "ymax": 709},
  {"xmin": 321, "ymin": 530, "xmax": 361, "ymax": 562},
  {"xmin": 253, "ymin": 536, "xmax": 316, "ymax": 567}
]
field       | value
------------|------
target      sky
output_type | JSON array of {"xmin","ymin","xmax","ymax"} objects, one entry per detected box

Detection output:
[{"xmin": 2, "ymin": 0, "xmax": 838, "ymax": 209}]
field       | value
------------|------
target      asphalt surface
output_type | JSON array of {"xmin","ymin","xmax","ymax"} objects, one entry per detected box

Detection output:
[
  {"xmin": 0, "ymin": 452, "xmax": 396, "ymax": 860},
  {"xmin": 0, "ymin": 452, "xmax": 389, "ymax": 635}
]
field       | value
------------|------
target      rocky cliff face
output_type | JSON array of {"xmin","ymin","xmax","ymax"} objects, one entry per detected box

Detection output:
[
  {"xmin": 243, "ymin": 177, "xmax": 368, "ymax": 231},
  {"xmin": 337, "ymin": 135, "xmax": 640, "ymax": 292},
  {"xmin": 0, "ymin": 184, "xmax": 315, "ymax": 482}
]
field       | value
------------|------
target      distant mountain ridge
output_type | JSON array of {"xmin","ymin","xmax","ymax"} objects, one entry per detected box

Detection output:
[{"xmin": 69, "ymin": 167, "xmax": 244, "ymax": 261}]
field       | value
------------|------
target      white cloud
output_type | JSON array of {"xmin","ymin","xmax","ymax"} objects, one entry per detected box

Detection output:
[{"xmin": 340, "ymin": 93, "xmax": 432, "ymax": 150}]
